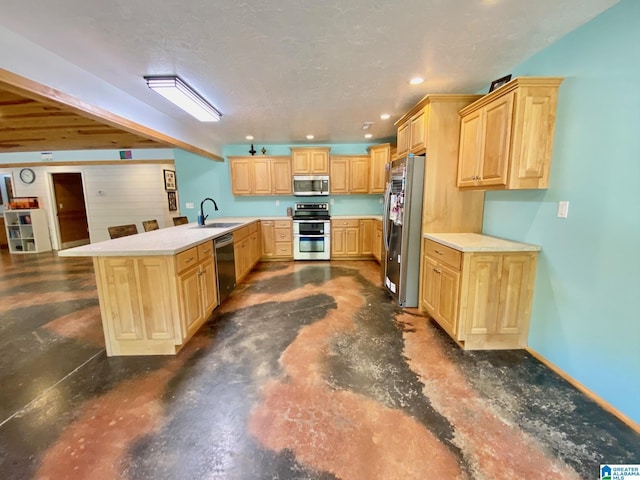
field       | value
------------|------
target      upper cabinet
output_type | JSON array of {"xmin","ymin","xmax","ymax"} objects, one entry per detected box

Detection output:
[
  {"xmin": 229, "ymin": 156, "xmax": 292, "ymax": 196},
  {"xmin": 290, "ymin": 147, "xmax": 330, "ymax": 174},
  {"xmin": 457, "ymin": 77, "xmax": 563, "ymax": 190},
  {"xmin": 368, "ymin": 143, "xmax": 394, "ymax": 194},
  {"xmin": 330, "ymin": 155, "xmax": 370, "ymax": 194},
  {"xmin": 395, "ymin": 106, "xmax": 429, "ymax": 157}
]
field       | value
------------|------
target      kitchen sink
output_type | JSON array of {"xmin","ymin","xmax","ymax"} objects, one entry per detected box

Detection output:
[{"xmin": 195, "ymin": 222, "xmax": 243, "ymax": 228}]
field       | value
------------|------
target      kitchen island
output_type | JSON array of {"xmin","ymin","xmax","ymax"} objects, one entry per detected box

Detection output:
[{"xmin": 59, "ymin": 218, "xmax": 260, "ymax": 356}]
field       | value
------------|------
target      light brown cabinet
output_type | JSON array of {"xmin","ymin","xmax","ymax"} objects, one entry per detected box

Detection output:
[
  {"xmin": 395, "ymin": 107, "xmax": 429, "ymax": 157},
  {"xmin": 373, "ymin": 220, "xmax": 383, "ymax": 263},
  {"xmin": 229, "ymin": 156, "xmax": 292, "ymax": 195},
  {"xmin": 233, "ymin": 221, "xmax": 262, "ymax": 283},
  {"xmin": 93, "ymin": 239, "xmax": 218, "ymax": 356},
  {"xmin": 457, "ymin": 77, "xmax": 563, "ymax": 190},
  {"xmin": 367, "ymin": 144, "xmax": 393, "ymax": 194},
  {"xmin": 290, "ymin": 147, "xmax": 330, "ymax": 174},
  {"xmin": 260, "ymin": 219, "xmax": 292, "ymax": 260},
  {"xmin": 331, "ymin": 219, "xmax": 360, "ymax": 257},
  {"xmin": 329, "ymin": 155, "xmax": 369, "ymax": 194},
  {"xmin": 177, "ymin": 242, "xmax": 218, "ymax": 339},
  {"xmin": 421, "ymin": 237, "xmax": 538, "ymax": 350},
  {"xmin": 331, "ymin": 218, "xmax": 377, "ymax": 259}
]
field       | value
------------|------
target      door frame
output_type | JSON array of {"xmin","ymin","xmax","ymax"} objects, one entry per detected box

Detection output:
[{"xmin": 48, "ymin": 170, "xmax": 91, "ymax": 250}]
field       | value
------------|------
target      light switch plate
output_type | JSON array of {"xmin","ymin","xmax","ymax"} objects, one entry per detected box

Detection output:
[
  {"xmin": 185, "ymin": 202, "xmax": 195, "ymax": 209},
  {"xmin": 557, "ymin": 201, "xmax": 569, "ymax": 218}
]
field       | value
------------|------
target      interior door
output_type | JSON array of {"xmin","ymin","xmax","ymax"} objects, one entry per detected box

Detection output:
[{"xmin": 52, "ymin": 173, "xmax": 89, "ymax": 248}]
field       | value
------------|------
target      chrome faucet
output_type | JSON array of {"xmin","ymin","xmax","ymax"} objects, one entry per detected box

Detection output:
[{"xmin": 198, "ymin": 197, "xmax": 219, "ymax": 226}]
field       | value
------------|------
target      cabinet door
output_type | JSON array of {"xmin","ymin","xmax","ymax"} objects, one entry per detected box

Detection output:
[
  {"xmin": 350, "ymin": 156, "xmax": 370, "ymax": 193},
  {"xmin": 373, "ymin": 221, "xmax": 382, "ymax": 262},
  {"xmin": 330, "ymin": 157, "xmax": 349, "ymax": 193},
  {"xmin": 179, "ymin": 266, "xmax": 203, "ymax": 338},
  {"xmin": 292, "ymin": 151, "xmax": 310, "ymax": 174},
  {"xmin": 230, "ymin": 158, "xmax": 253, "ymax": 195},
  {"xmin": 480, "ymin": 92, "xmax": 513, "ymax": 187},
  {"xmin": 369, "ymin": 144, "xmax": 390, "ymax": 194},
  {"xmin": 496, "ymin": 254, "xmax": 534, "ymax": 336},
  {"xmin": 409, "ymin": 108, "xmax": 428, "ymax": 153},
  {"xmin": 359, "ymin": 219, "xmax": 373, "ymax": 256},
  {"xmin": 260, "ymin": 221, "xmax": 275, "ymax": 257},
  {"xmin": 331, "ymin": 227, "xmax": 346, "ymax": 256},
  {"xmin": 102, "ymin": 258, "xmax": 144, "ymax": 341},
  {"xmin": 136, "ymin": 257, "xmax": 176, "ymax": 340},
  {"xmin": 345, "ymin": 227, "xmax": 360, "ymax": 256},
  {"xmin": 457, "ymin": 110, "xmax": 483, "ymax": 187},
  {"xmin": 437, "ymin": 263, "xmax": 461, "ymax": 338},
  {"xmin": 311, "ymin": 151, "xmax": 329, "ymax": 173},
  {"xmin": 464, "ymin": 254, "xmax": 500, "ymax": 336},
  {"xmin": 199, "ymin": 257, "xmax": 218, "ymax": 319},
  {"xmin": 422, "ymin": 256, "xmax": 439, "ymax": 313},
  {"xmin": 252, "ymin": 158, "xmax": 272, "ymax": 195},
  {"xmin": 396, "ymin": 122, "xmax": 410, "ymax": 158},
  {"xmin": 271, "ymin": 158, "xmax": 292, "ymax": 194}
]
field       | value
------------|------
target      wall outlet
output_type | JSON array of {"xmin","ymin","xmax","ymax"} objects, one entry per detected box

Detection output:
[
  {"xmin": 185, "ymin": 202, "xmax": 195, "ymax": 209},
  {"xmin": 557, "ymin": 201, "xmax": 569, "ymax": 218},
  {"xmin": 276, "ymin": 200, "xmax": 280, "ymax": 206},
  {"xmin": 379, "ymin": 197, "xmax": 383, "ymax": 204},
  {"xmin": 329, "ymin": 198, "xmax": 334, "ymax": 205}
]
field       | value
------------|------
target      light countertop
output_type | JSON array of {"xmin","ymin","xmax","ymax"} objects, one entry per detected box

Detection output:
[
  {"xmin": 423, "ymin": 233, "xmax": 541, "ymax": 252},
  {"xmin": 58, "ymin": 217, "xmax": 261, "ymax": 257},
  {"xmin": 332, "ymin": 215, "xmax": 383, "ymax": 221}
]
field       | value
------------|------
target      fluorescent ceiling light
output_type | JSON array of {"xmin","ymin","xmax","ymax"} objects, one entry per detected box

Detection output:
[
  {"xmin": 306, "ymin": 134, "xmax": 315, "ymax": 140},
  {"xmin": 144, "ymin": 75, "xmax": 222, "ymax": 122},
  {"xmin": 246, "ymin": 135, "xmax": 254, "ymax": 140},
  {"xmin": 380, "ymin": 113, "xmax": 391, "ymax": 120},
  {"xmin": 410, "ymin": 77, "xmax": 424, "ymax": 85},
  {"xmin": 364, "ymin": 133, "xmax": 373, "ymax": 139}
]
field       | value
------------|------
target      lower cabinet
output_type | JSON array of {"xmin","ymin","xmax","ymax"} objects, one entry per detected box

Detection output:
[
  {"xmin": 373, "ymin": 220, "xmax": 383, "ymax": 263},
  {"xmin": 421, "ymin": 238, "xmax": 538, "ymax": 350},
  {"xmin": 94, "ymin": 240, "xmax": 217, "ymax": 356},
  {"xmin": 331, "ymin": 218, "xmax": 378, "ymax": 259},
  {"xmin": 260, "ymin": 219, "xmax": 292, "ymax": 260},
  {"xmin": 233, "ymin": 221, "xmax": 262, "ymax": 283}
]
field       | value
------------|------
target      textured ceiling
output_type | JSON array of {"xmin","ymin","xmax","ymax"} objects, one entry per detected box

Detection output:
[{"xmin": 0, "ymin": 0, "xmax": 619, "ymax": 155}]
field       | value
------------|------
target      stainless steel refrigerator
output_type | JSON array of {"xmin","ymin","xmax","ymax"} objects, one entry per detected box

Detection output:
[{"xmin": 383, "ymin": 155, "xmax": 425, "ymax": 307}]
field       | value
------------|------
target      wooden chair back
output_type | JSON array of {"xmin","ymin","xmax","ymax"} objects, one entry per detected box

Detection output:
[
  {"xmin": 142, "ymin": 219, "xmax": 160, "ymax": 232},
  {"xmin": 108, "ymin": 224, "xmax": 138, "ymax": 239},
  {"xmin": 172, "ymin": 216, "xmax": 189, "ymax": 226}
]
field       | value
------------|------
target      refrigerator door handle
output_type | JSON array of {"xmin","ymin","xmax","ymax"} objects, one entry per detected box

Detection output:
[{"xmin": 383, "ymin": 182, "xmax": 392, "ymax": 252}]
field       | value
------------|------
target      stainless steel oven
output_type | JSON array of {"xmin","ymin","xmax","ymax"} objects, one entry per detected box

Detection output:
[{"xmin": 292, "ymin": 203, "xmax": 331, "ymax": 260}]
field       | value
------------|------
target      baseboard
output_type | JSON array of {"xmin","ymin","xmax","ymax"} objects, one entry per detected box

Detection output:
[{"xmin": 525, "ymin": 347, "xmax": 640, "ymax": 434}]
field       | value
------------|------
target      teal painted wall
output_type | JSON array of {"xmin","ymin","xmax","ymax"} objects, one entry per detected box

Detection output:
[
  {"xmin": 482, "ymin": 0, "xmax": 640, "ymax": 424},
  {"xmin": 174, "ymin": 144, "xmax": 383, "ymax": 221}
]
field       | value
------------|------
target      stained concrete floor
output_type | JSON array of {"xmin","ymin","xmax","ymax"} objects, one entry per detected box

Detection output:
[{"xmin": 0, "ymin": 250, "xmax": 638, "ymax": 479}]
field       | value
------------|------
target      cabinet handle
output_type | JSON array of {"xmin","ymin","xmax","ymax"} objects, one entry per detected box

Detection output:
[
  {"xmin": 185, "ymin": 257, "xmax": 195, "ymax": 263},
  {"xmin": 434, "ymin": 250, "xmax": 443, "ymax": 255}
]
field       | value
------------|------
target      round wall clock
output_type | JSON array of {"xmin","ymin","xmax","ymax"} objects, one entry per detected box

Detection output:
[{"xmin": 19, "ymin": 168, "xmax": 36, "ymax": 184}]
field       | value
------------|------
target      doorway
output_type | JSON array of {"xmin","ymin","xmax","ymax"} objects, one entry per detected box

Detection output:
[{"xmin": 52, "ymin": 173, "xmax": 89, "ymax": 249}]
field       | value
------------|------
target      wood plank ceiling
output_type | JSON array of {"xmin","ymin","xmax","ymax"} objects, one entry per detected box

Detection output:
[
  {"xmin": 0, "ymin": 89, "xmax": 170, "ymax": 152},
  {"xmin": 0, "ymin": 69, "xmax": 221, "ymax": 160}
]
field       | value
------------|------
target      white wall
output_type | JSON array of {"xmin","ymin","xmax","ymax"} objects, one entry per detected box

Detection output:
[{"xmin": 6, "ymin": 162, "xmax": 179, "ymax": 248}]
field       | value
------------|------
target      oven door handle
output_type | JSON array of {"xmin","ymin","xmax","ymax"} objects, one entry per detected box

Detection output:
[{"xmin": 294, "ymin": 234, "xmax": 328, "ymax": 238}]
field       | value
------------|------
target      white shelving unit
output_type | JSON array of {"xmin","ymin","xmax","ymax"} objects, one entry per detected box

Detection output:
[{"xmin": 3, "ymin": 209, "xmax": 52, "ymax": 254}]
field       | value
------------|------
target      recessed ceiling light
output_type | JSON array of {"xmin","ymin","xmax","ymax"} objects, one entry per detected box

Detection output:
[
  {"xmin": 380, "ymin": 113, "xmax": 391, "ymax": 120},
  {"xmin": 410, "ymin": 77, "xmax": 424, "ymax": 85},
  {"xmin": 306, "ymin": 134, "xmax": 314, "ymax": 140},
  {"xmin": 246, "ymin": 135, "xmax": 254, "ymax": 140},
  {"xmin": 364, "ymin": 133, "xmax": 373, "ymax": 139}
]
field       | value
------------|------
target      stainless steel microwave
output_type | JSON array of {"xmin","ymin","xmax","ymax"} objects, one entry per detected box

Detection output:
[{"xmin": 292, "ymin": 175, "xmax": 330, "ymax": 196}]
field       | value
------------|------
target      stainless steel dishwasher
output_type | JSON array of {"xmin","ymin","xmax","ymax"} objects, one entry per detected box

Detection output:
[{"xmin": 214, "ymin": 233, "xmax": 236, "ymax": 305}]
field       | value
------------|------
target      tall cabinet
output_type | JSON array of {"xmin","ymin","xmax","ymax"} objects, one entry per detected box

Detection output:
[
  {"xmin": 394, "ymin": 95, "xmax": 486, "ymax": 310},
  {"xmin": 3, "ymin": 209, "xmax": 52, "ymax": 253}
]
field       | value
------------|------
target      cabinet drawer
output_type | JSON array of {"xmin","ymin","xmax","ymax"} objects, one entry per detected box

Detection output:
[
  {"xmin": 248, "ymin": 222, "xmax": 258, "ymax": 234},
  {"xmin": 274, "ymin": 228, "xmax": 292, "ymax": 242},
  {"xmin": 425, "ymin": 240, "xmax": 461, "ymax": 270},
  {"xmin": 332, "ymin": 219, "xmax": 359, "ymax": 228},
  {"xmin": 274, "ymin": 220, "xmax": 291, "ymax": 229},
  {"xmin": 233, "ymin": 226, "xmax": 250, "ymax": 241},
  {"xmin": 197, "ymin": 241, "xmax": 213, "ymax": 261},
  {"xmin": 275, "ymin": 242, "xmax": 292, "ymax": 256},
  {"xmin": 176, "ymin": 246, "xmax": 199, "ymax": 273}
]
